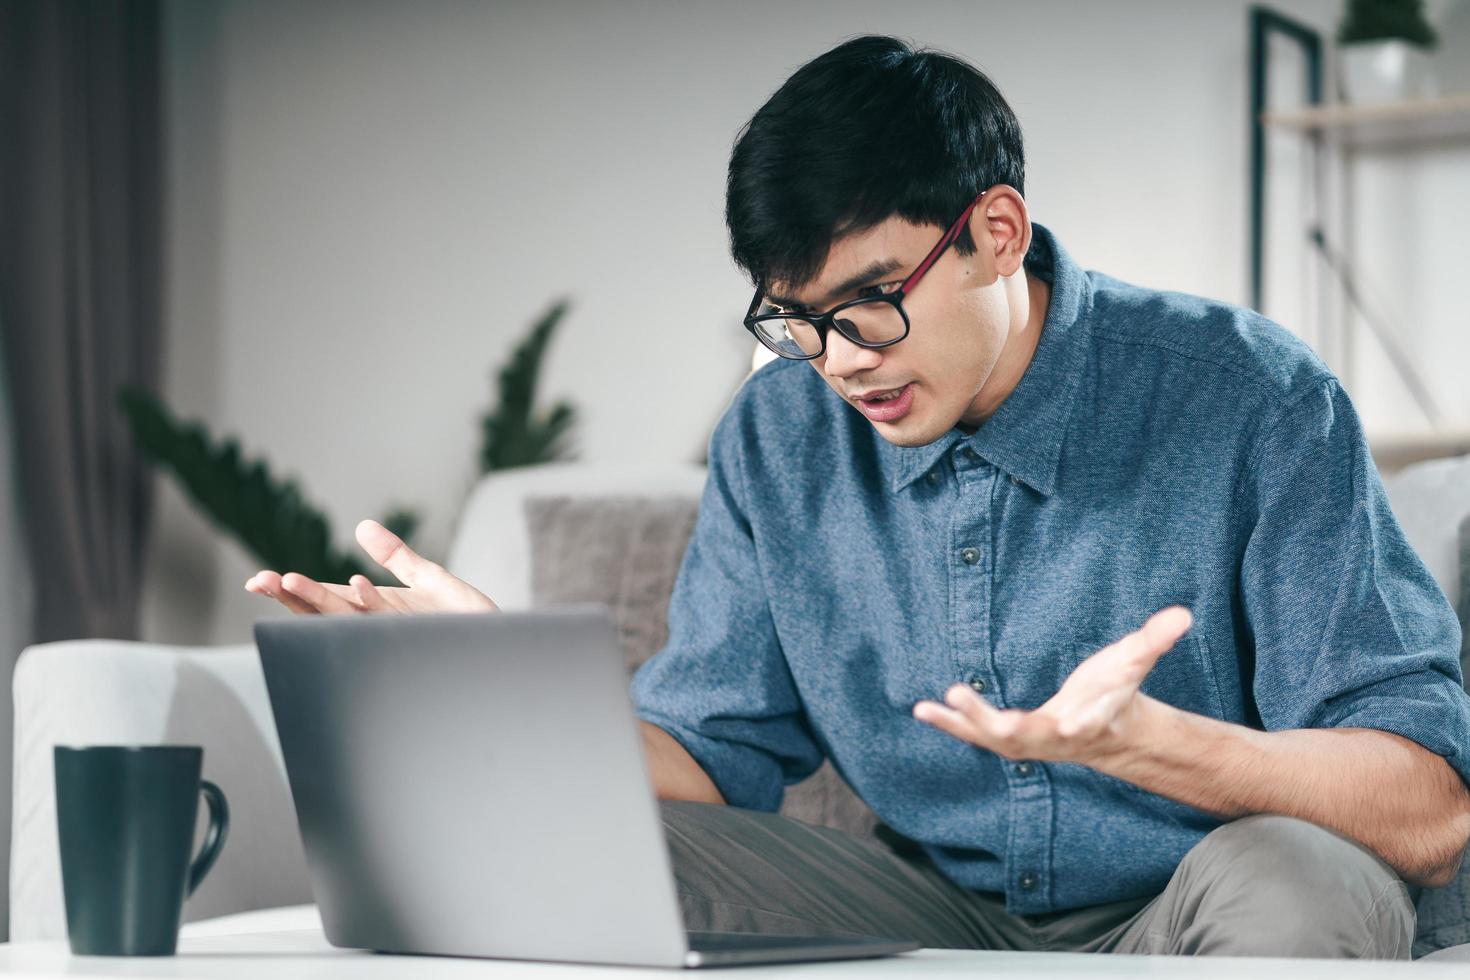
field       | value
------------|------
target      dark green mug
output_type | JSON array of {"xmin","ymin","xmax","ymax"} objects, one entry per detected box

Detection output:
[{"xmin": 54, "ymin": 745, "xmax": 229, "ymax": 956}]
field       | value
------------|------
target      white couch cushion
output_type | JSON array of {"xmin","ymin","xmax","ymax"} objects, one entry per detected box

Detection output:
[
  {"xmin": 1382, "ymin": 453, "xmax": 1470, "ymax": 624},
  {"xmin": 1381, "ymin": 453, "xmax": 1470, "ymax": 956}
]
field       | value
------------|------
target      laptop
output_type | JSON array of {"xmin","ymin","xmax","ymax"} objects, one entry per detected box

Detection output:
[{"xmin": 254, "ymin": 606, "xmax": 920, "ymax": 968}]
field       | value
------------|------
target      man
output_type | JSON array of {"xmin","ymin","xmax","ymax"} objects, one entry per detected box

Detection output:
[{"xmin": 246, "ymin": 35, "xmax": 1470, "ymax": 958}]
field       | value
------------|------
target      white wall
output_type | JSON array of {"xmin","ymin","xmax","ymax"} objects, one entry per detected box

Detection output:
[
  {"xmin": 1344, "ymin": 0, "xmax": 1470, "ymax": 432},
  {"xmin": 142, "ymin": 0, "xmax": 1470, "ymax": 645}
]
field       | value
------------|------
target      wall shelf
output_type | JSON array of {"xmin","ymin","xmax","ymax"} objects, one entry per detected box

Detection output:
[
  {"xmin": 1261, "ymin": 92, "xmax": 1470, "ymax": 148},
  {"xmin": 1371, "ymin": 430, "xmax": 1470, "ymax": 473},
  {"xmin": 1250, "ymin": 9, "xmax": 1467, "ymax": 463}
]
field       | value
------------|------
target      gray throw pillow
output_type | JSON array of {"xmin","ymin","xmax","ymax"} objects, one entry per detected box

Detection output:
[
  {"xmin": 525, "ymin": 495, "xmax": 699, "ymax": 672},
  {"xmin": 523, "ymin": 494, "xmax": 880, "ymax": 843}
]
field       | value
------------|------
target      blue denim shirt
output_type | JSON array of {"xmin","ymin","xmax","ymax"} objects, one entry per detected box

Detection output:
[{"xmin": 630, "ymin": 223, "xmax": 1470, "ymax": 914}]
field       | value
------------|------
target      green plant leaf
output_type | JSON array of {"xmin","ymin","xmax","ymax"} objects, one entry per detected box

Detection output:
[
  {"xmin": 1337, "ymin": 0, "xmax": 1438, "ymax": 47},
  {"xmin": 480, "ymin": 298, "xmax": 580, "ymax": 472},
  {"xmin": 117, "ymin": 386, "xmax": 389, "ymax": 586}
]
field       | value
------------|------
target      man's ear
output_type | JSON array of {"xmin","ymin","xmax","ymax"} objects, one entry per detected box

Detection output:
[{"xmin": 969, "ymin": 185, "xmax": 1030, "ymax": 278}]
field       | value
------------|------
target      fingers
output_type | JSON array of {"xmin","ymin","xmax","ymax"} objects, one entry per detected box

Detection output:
[
  {"xmin": 348, "ymin": 574, "xmax": 391, "ymax": 612},
  {"xmin": 357, "ymin": 518, "xmax": 503, "ymax": 612},
  {"xmin": 245, "ymin": 571, "xmax": 318, "ymax": 615},
  {"xmin": 319, "ymin": 581, "xmax": 364, "ymax": 604},
  {"xmin": 915, "ymin": 682, "xmax": 1118, "ymax": 761},
  {"xmin": 243, "ymin": 569, "xmax": 358, "ymax": 614},
  {"xmin": 912, "ymin": 684, "xmax": 1028, "ymax": 752},
  {"xmin": 1068, "ymin": 605, "xmax": 1193, "ymax": 695},
  {"xmin": 912, "ymin": 606, "xmax": 1194, "ymax": 761},
  {"xmin": 1143, "ymin": 604, "xmax": 1193, "ymax": 649},
  {"xmin": 1108, "ymin": 605, "xmax": 1192, "ymax": 667},
  {"xmin": 355, "ymin": 519, "xmax": 439, "ymax": 588},
  {"xmin": 944, "ymin": 684, "xmax": 1022, "ymax": 737},
  {"xmin": 280, "ymin": 572, "xmax": 359, "ymax": 614},
  {"xmin": 1039, "ymin": 606, "xmax": 1191, "ymax": 727}
]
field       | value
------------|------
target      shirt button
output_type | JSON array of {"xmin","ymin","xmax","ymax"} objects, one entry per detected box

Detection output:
[
  {"xmin": 926, "ymin": 470, "xmax": 940, "ymax": 485},
  {"xmin": 959, "ymin": 547, "xmax": 981, "ymax": 565},
  {"xmin": 1018, "ymin": 872, "xmax": 1039, "ymax": 891},
  {"xmin": 967, "ymin": 677, "xmax": 987, "ymax": 694},
  {"xmin": 1015, "ymin": 762, "xmax": 1033, "ymax": 776},
  {"xmin": 1009, "ymin": 474, "xmax": 1023, "ymax": 487}
]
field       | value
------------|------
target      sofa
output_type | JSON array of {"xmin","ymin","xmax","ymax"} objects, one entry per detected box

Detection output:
[{"xmin": 10, "ymin": 457, "xmax": 1470, "ymax": 960}]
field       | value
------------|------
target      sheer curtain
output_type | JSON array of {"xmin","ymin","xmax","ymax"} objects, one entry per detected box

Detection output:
[
  {"xmin": 0, "ymin": 329, "xmax": 35, "ymax": 941},
  {"xmin": 0, "ymin": 0, "xmax": 164, "ymax": 643},
  {"xmin": 0, "ymin": 1, "xmax": 164, "ymax": 937}
]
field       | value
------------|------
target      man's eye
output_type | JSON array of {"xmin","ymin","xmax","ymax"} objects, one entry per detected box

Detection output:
[{"xmin": 857, "ymin": 282, "xmax": 901, "ymax": 298}]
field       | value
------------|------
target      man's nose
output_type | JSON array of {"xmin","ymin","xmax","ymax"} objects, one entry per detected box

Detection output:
[{"xmin": 821, "ymin": 326, "xmax": 883, "ymax": 378}]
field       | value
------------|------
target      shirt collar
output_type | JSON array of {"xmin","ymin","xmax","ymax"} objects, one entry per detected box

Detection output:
[{"xmin": 882, "ymin": 222, "xmax": 1093, "ymax": 497}]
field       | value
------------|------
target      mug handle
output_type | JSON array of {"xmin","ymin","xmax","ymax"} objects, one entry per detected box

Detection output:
[{"xmin": 186, "ymin": 779, "xmax": 230, "ymax": 897}]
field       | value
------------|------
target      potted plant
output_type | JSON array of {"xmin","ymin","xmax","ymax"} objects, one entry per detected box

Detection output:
[
  {"xmin": 1336, "ymin": 0, "xmax": 1439, "ymax": 104},
  {"xmin": 118, "ymin": 299, "xmax": 578, "ymax": 582}
]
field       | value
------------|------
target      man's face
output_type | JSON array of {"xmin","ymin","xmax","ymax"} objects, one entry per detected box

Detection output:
[{"xmin": 770, "ymin": 209, "xmax": 1028, "ymax": 447}]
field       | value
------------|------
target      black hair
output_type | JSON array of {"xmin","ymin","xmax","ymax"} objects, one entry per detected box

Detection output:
[{"xmin": 726, "ymin": 35, "xmax": 1025, "ymax": 291}]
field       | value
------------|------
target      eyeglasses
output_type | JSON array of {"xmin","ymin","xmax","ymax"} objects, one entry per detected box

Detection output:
[{"xmin": 743, "ymin": 189, "xmax": 989, "ymax": 361}]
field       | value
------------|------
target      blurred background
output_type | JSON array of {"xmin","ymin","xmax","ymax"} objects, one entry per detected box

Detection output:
[{"xmin": 1, "ymin": 0, "xmax": 1467, "ymax": 939}]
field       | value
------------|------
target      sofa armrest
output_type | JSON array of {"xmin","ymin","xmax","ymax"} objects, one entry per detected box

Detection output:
[{"xmin": 9, "ymin": 640, "xmax": 311, "ymax": 942}]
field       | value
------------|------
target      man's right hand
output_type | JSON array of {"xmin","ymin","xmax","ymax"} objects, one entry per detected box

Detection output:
[
  {"xmin": 248, "ymin": 520, "xmax": 726, "ymax": 803},
  {"xmin": 244, "ymin": 519, "xmax": 499, "ymax": 615}
]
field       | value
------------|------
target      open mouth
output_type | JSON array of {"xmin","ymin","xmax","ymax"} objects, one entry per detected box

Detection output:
[{"xmin": 854, "ymin": 382, "xmax": 915, "ymax": 422}]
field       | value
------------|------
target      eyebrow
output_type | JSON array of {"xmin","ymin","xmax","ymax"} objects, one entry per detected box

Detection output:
[{"xmin": 766, "ymin": 259, "xmax": 907, "ymax": 312}]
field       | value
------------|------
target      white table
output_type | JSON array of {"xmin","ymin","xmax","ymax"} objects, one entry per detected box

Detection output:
[{"xmin": 0, "ymin": 906, "xmax": 1464, "ymax": 978}]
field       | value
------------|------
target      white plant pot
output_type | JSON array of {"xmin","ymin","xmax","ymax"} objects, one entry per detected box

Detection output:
[{"xmin": 1338, "ymin": 39, "xmax": 1436, "ymax": 104}]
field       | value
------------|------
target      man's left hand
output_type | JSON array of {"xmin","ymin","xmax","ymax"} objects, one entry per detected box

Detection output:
[{"xmin": 912, "ymin": 606, "xmax": 1192, "ymax": 767}]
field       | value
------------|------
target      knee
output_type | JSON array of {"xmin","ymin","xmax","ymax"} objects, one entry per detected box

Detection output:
[
  {"xmin": 1174, "ymin": 815, "xmax": 1413, "ymax": 958},
  {"xmin": 1188, "ymin": 815, "xmax": 1374, "ymax": 889}
]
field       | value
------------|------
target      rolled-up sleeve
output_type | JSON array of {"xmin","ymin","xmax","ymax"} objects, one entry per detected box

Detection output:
[
  {"xmin": 1239, "ymin": 376, "xmax": 1470, "ymax": 788},
  {"xmin": 629, "ymin": 400, "xmax": 823, "ymax": 811}
]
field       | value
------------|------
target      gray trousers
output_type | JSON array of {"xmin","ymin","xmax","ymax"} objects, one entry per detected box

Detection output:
[{"xmin": 660, "ymin": 802, "xmax": 1415, "ymax": 958}]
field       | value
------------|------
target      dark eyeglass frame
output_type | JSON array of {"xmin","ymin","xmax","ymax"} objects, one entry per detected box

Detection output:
[{"xmin": 743, "ymin": 189, "xmax": 990, "ymax": 361}]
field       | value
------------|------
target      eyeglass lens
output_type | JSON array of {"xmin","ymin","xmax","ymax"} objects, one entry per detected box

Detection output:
[{"xmin": 753, "ymin": 299, "xmax": 906, "ymax": 358}]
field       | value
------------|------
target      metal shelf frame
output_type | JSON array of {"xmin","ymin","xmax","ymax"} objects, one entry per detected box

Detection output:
[{"xmin": 1248, "ymin": 4, "xmax": 1324, "ymax": 313}]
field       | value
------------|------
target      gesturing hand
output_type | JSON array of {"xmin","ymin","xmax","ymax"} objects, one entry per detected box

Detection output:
[
  {"xmin": 244, "ymin": 519, "xmax": 499, "ymax": 615},
  {"xmin": 912, "ymin": 606, "xmax": 1193, "ymax": 767}
]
